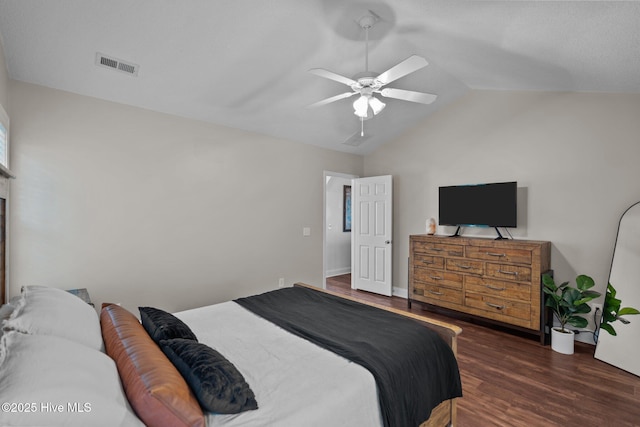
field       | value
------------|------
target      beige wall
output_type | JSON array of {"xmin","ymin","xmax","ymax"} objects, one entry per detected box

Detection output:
[
  {"xmin": 0, "ymin": 37, "xmax": 8, "ymax": 109},
  {"xmin": 8, "ymin": 81, "xmax": 363, "ymax": 313},
  {"xmin": 365, "ymin": 90, "xmax": 640, "ymax": 313},
  {"xmin": 9, "ymin": 73, "xmax": 640, "ymax": 337}
]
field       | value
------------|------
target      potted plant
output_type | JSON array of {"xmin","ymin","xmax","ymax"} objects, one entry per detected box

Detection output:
[
  {"xmin": 542, "ymin": 274, "xmax": 601, "ymax": 354},
  {"xmin": 597, "ymin": 283, "xmax": 640, "ymax": 338}
]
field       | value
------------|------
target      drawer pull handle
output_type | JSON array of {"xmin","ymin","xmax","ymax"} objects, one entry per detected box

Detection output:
[
  {"xmin": 429, "ymin": 248, "xmax": 444, "ymax": 252},
  {"xmin": 429, "ymin": 275, "xmax": 443, "ymax": 280},
  {"xmin": 486, "ymin": 285, "xmax": 506, "ymax": 291},
  {"xmin": 423, "ymin": 260, "xmax": 435, "ymax": 265},
  {"xmin": 455, "ymin": 263, "xmax": 473, "ymax": 270},
  {"xmin": 498, "ymin": 269, "xmax": 518, "ymax": 276},
  {"xmin": 429, "ymin": 290, "xmax": 444, "ymax": 296},
  {"xmin": 485, "ymin": 302, "xmax": 505, "ymax": 310},
  {"xmin": 486, "ymin": 252, "xmax": 506, "ymax": 257}
]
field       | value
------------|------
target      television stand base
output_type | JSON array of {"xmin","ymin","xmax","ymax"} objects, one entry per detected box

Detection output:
[
  {"xmin": 448, "ymin": 226, "xmax": 462, "ymax": 237},
  {"xmin": 448, "ymin": 226, "xmax": 510, "ymax": 239},
  {"xmin": 494, "ymin": 227, "xmax": 508, "ymax": 240}
]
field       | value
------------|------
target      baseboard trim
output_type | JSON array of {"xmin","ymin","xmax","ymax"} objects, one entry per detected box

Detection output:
[
  {"xmin": 326, "ymin": 268, "xmax": 351, "ymax": 277},
  {"xmin": 393, "ymin": 287, "xmax": 408, "ymax": 299}
]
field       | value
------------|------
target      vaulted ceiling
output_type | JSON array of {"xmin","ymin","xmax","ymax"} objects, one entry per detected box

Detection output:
[{"xmin": 1, "ymin": 1, "xmax": 638, "ymax": 155}]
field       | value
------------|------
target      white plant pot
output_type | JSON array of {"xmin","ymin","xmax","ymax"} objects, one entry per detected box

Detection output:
[{"xmin": 551, "ymin": 327, "xmax": 575, "ymax": 355}]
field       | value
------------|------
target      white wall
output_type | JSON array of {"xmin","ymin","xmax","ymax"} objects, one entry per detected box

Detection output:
[
  {"xmin": 325, "ymin": 175, "xmax": 352, "ymax": 277},
  {"xmin": 365, "ymin": 90, "xmax": 640, "ymax": 309},
  {"xmin": 8, "ymin": 81, "xmax": 363, "ymax": 314}
]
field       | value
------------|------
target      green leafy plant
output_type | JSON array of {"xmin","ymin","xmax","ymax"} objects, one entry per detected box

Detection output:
[
  {"xmin": 599, "ymin": 283, "xmax": 640, "ymax": 336},
  {"xmin": 542, "ymin": 274, "xmax": 601, "ymax": 333}
]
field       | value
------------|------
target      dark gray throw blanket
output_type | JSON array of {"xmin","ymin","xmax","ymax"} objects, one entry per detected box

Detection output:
[{"xmin": 235, "ymin": 286, "xmax": 462, "ymax": 427}]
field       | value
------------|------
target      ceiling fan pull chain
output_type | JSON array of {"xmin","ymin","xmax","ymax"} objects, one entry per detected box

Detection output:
[{"xmin": 361, "ymin": 117, "xmax": 365, "ymax": 137}]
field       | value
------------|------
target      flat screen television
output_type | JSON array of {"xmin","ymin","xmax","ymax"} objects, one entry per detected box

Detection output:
[{"xmin": 439, "ymin": 181, "xmax": 517, "ymax": 229}]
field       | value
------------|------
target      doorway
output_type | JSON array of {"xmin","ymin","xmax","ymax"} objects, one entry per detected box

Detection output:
[
  {"xmin": 323, "ymin": 172, "xmax": 393, "ymax": 297},
  {"xmin": 323, "ymin": 171, "xmax": 358, "ymax": 289}
]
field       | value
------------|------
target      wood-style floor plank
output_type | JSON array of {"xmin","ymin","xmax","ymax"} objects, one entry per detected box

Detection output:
[{"xmin": 326, "ymin": 274, "xmax": 640, "ymax": 427}]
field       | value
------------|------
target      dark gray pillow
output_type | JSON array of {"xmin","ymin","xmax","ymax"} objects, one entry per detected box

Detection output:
[
  {"xmin": 139, "ymin": 306, "xmax": 198, "ymax": 343},
  {"xmin": 160, "ymin": 338, "xmax": 258, "ymax": 414}
]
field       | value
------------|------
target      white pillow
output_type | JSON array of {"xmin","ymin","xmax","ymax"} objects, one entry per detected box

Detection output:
[
  {"xmin": 2, "ymin": 286, "xmax": 104, "ymax": 351},
  {"xmin": 0, "ymin": 303, "xmax": 15, "ymax": 339},
  {"xmin": 0, "ymin": 331, "xmax": 144, "ymax": 427},
  {"xmin": 0, "ymin": 303, "xmax": 15, "ymax": 322}
]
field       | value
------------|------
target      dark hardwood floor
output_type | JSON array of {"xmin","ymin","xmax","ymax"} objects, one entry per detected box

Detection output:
[{"xmin": 326, "ymin": 274, "xmax": 640, "ymax": 427}]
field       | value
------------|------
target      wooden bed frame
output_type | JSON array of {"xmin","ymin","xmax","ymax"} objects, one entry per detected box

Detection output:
[{"xmin": 294, "ymin": 283, "xmax": 462, "ymax": 427}]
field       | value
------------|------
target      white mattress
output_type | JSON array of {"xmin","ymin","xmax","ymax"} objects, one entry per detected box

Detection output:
[{"xmin": 174, "ymin": 301, "xmax": 383, "ymax": 427}]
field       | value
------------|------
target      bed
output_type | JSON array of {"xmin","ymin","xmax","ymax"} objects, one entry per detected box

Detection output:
[{"xmin": 0, "ymin": 283, "xmax": 462, "ymax": 427}]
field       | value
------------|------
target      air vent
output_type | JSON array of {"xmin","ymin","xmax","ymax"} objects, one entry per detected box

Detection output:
[
  {"xmin": 342, "ymin": 133, "xmax": 371, "ymax": 147},
  {"xmin": 95, "ymin": 52, "xmax": 139, "ymax": 77}
]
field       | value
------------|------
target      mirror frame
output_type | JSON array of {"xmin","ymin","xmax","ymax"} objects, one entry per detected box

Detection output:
[{"xmin": 594, "ymin": 201, "xmax": 640, "ymax": 376}]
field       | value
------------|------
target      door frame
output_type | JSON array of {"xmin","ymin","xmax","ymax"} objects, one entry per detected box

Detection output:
[{"xmin": 323, "ymin": 171, "xmax": 358, "ymax": 289}]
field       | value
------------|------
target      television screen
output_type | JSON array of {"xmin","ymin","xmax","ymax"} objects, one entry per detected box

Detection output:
[{"xmin": 439, "ymin": 181, "xmax": 517, "ymax": 228}]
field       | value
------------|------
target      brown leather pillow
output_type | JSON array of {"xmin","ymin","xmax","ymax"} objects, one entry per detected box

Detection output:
[{"xmin": 100, "ymin": 303, "xmax": 205, "ymax": 427}]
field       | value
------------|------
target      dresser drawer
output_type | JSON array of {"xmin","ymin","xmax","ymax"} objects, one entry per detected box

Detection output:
[
  {"xmin": 465, "ymin": 276, "xmax": 531, "ymax": 301},
  {"xmin": 446, "ymin": 258, "xmax": 484, "ymax": 275},
  {"xmin": 465, "ymin": 246, "xmax": 533, "ymax": 265},
  {"xmin": 414, "ymin": 267, "xmax": 463, "ymax": 289},
  {"xmin": 413, "ymin": 254, "xmax": 445, "ymax": 270},
  {"xmin": 413, "ymin": 241, "xmax": 463, "ymax": 257},
  {"xmin": 464, "ymin": 292, "xmax": 531, "ymax": 321},
  {"xmin": 485, "ymin": 263, "xmax": 532, "ymax": 283},
  {"xmin": 413, "ymin": 283, "xmax": 463, "ymax": 305}
]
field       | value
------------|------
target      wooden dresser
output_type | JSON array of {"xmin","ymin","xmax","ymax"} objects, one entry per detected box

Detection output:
[{"xmin": 409, "ymin": 235, "xmax": 551, "ymax": 343}]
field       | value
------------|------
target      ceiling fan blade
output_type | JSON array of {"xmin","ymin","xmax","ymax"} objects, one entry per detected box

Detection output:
[
  {"xmin": 308, "ymin": 68, "xmax": 358, "ymax": 87},
  {"xmin": 375, "ymin": 55, "xmax": 429, "ymax": 86},
  {"xmin": 380, "ymin": 88, "xmax": 437, "ymax": 104},
  {"xmin": 307, "ymin": 92, "xmax": 357, "ymax": 108}
]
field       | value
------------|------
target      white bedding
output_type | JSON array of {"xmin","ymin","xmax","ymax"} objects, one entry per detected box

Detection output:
[{"xmin": 175, "ymin": 301, "xmax": 384, "ymax": 427}]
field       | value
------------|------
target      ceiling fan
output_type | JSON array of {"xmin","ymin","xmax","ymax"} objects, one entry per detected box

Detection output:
[{"xmin": 308, "ymin": 11, "xmax": 437, "ymax": 122}]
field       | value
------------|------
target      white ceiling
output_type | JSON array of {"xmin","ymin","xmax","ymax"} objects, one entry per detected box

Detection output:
[{"xmin": 0, "ymin": 1, "xmax": 639, "ymax": 155}]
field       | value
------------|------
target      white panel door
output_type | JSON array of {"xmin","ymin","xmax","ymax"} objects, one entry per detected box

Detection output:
[{"xmin": 352, "ymin": 175, "xmax": 392, "ymax": 296}]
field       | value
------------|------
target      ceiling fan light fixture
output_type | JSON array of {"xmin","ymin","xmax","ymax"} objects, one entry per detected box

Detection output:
[
  {"xmin": 353, "ymin": 95, "xmax": 369, "ymax": 118},
  {"xmin": 369, "ymin": 96, "xmax": 386, "ymax": 115}
]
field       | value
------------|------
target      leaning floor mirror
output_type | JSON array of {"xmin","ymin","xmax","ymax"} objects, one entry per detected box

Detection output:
[{"xmin": 594, "ymin": 201, "xmax": 640, "ymax": 377}]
